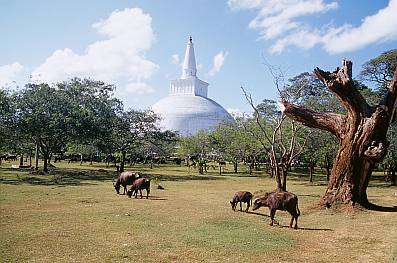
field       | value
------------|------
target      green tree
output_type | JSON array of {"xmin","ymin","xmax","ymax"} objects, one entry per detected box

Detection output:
[
  {"xmin": 360, "ymin": 49, "xmax": 397, "ymax": 96},
  {"xmin": 0, "ymin": 90, "xmax": 17, "ymax": 165},
  {"xmin": 17, "ymin": 83, "xmax": 71, "ymax": 172},
  {"xmin": 211, "ymin": 120, "xmax": 252, "ymax": 174},
  {"xmin": 178, "ymin": 131, "xmax": 212, "ymax": 174},
  {"xmin": 108, "ymin": 109, "xmax": 159, "ymax": 172}
]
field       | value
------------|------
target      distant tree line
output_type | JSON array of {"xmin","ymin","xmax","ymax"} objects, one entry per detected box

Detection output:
[{"xmin": 0, "ymin": 78, "xmax": 178, "ymax": 173}]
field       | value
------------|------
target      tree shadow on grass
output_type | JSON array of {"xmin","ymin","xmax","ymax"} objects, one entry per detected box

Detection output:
[
  {"xmin": 0, "ymin": 175, "xmax": 94, "ymax": 187},
  {"xmin": 363, "ymin": 202, "xmax": 397, "ymax": 212},
  {"xmin": 145, "ymin": 173, "xmax": 225, "ymax": 182},
  {"xmin": 0, "ymin": 167, "xmax": 225, "ymax": 187},
  {"xmin": 247, "ymin": 211, "xmax": 333, "ymax": 231},
  {"xmin": 246, "ymin": 211, "xmax": 270, "ymax": 218},
  {"xmin": 0, "ymin": 167, "xmax": 116, "ymax": 187},
  {"xmin": 277, "ymin": 225, "xmax": 333, "ymax": 231},
  {"xmin": 128, "ymin": 195, "xmax": 168, "ymax": 201}
]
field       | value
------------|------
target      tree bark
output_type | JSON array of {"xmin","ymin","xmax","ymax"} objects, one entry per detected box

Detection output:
[
  {"xmin": 34, "ymin": 142, "xmax": 39, "ymax": 170},
  {"xmin": 19, "ymin": 154, "xmax": 24, "ymax": 167},
  {"xmin": 281, "ymin": 168, "xmax": 287, "ymax": 191},
  {"xmin": 282, "ymin": 60, "xmax": 397, "ymax": 207},
  {"xmin": 120, "ymin": 151, "xmax": 126, "ymax": 173},
  {"xmin": 233, "ymin": 160, "xmax": 238, "ymax": 173},
  {"xmin": 309, "ymin": 162, "xmax": 314, "ymax": 183},
  {"xmin": 391, "ymin": 168, "xmax": 396, "ymax": 186},
  {"xmin": 325, "ymin": 156, "xmax": 331, "ymax": 181},
  {"xmin": 43, "ymin": 153, "xmax": 49, "ymax": 173}
]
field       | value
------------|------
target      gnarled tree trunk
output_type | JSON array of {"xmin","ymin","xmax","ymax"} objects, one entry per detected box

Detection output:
[{"xmin": 282, "ymin": 60, "xmax": 397, "ymax": 207}]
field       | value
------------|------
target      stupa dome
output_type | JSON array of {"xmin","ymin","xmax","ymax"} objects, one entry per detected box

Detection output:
[
  {"xmin": 152, "ymin": 37, "xmax": 234, "ymax": 136},
  {"xmin": 152, "ymin": 93, "xmax": 234, "ymax": 136}
]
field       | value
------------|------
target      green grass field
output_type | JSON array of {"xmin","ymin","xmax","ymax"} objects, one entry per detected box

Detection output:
[{"xmin": 1, "ymin": 161, "xmax": 396, "ymax": 262}]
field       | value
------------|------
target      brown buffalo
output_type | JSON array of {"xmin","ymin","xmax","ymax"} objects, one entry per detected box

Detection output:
[
  {"xmin": 230, "ymin": 191, "xmax": 253, "ymax": 212},
  {"xmin": 252, "ymin": 191, "xmax": 300, "ymax": 229},
  {"xmin": 113, "ymin": 171, "xmax": 140, "ymax": 195},
  {"xmin": 127, "ymin": 178, "xmax": 150, "ymax": 199}
]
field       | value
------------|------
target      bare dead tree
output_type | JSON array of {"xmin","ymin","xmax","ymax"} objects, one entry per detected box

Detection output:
[
  {"xmin": 241, "ymin": 87, "xmax": 310, "ymax": 191},
  {"xmin": 281, "ymin": 60, "xmax": 397, "ymax": 208}
]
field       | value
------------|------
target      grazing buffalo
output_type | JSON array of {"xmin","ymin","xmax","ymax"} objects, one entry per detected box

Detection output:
[
  {"xmin": 252, "ymin": 191, "xmax": 300, "ymax": 229},
  {"xmin": 127, "ymin": 178, "xmax": 151, "ymax": 199},
  {"xmin": 230, "ymin": 191, "xmax": 253, "ymax": 212},
  {"xmin": 113, "ymin": 171, "xmax": 140, "ymax": 195}
]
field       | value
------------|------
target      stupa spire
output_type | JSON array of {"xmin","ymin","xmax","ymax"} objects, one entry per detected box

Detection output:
[{"xmin": 181, "ymin": 36, "xmax": 197, "ymax": 79}]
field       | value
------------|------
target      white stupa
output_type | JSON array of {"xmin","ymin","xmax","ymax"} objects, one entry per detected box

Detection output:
[{"xmin": 152, "ymin": 37, "xmax": 234, "ymax": 136}]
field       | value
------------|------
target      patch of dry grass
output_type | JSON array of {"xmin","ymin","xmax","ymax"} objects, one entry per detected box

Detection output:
[{"xmin": 0, "ymin": 161, "xmax": 396, "ymax": 262}]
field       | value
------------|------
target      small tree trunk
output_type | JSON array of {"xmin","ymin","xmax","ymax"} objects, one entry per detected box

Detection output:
[
  {"xmin": 233, "ymin": 160, "xmax": 238, "ymax": 173},
  {"xmin": 43, "ymin": 154, "xmax": 49, "ymax": 173},
  {"xmin": 219, "ymin": 164, "xmax": 222, "ymax": 175},
  {"xmin": 281, "ymin": 168, "xmax": 287, "ymax": 191},
  {"xmin": 120, "ymin": 151, "xmax": 126, "ymax": 173},
  {"xmin": 391, "ymin": 168, "xmax": 396, "ymax": 186},
  {"xmin": 309, "ymin": 162, "xmax": 314, "ymax": 183},
  {"xmin": 325, "ymin": 157, "xmax": 331, "ymax": 181},
  {"xmin": 35, "ymin": 143, "xmax": 39, "ymax": 170},
  {"xmin": 198, "ymin": 163, "xmax": 204, "ymax": 174},
  {"xmin": 19, "ymin": 154, "xmax": 24, "ymax": 167}
]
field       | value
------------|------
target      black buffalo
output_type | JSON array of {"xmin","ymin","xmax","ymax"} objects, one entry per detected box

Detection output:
[
  {"xmin": 252, "ymin": 191, "xmax": 300, "ymax": 229},
  {"xmin": 113, "ymin": 171, "xmax": 140, "ymax": 195},
  {"xmin": 230, "ymin": 191, "xmax": 253, "ymax": 212}
]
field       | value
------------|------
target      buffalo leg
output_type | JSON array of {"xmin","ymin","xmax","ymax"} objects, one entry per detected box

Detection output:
[
  {"xmin": 269, "ymin": 209, "xmax": 276, "ymax": 226},
  {"xmin": 294, "ymin": 216, "xmax": 298, "ymax": 229},
  {"xmin": 139, "ymin": 189, "xmax": 143, "ymax": 198},
  {"xmin": 239, "ymin": 201, "xmax": 242, "ymax": 211},
  {"xmin": 289, "ymin": 216, "xmax": 294, "ymax": 228},
  {"xmin": 146, "ymin": 189, "xmax": 149, "ymax": 199},
  {"xmin": 245, "ymin": 201, "xmax": 250, "ymax": 212},
  {"xmin": 134, "ymin": 189, "xmax": 138, "ymax": 198}
]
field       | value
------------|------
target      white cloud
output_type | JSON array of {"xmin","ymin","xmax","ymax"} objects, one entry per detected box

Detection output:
[
  {"xmin": 31, "ymin": 8, "xmax": 158, "ymax": 94},
  {"xmin": 323, "ymin": 0, "xmax": 397, "ymax": 53},
  {"xmin": 0, "ymin": 62, "xmax": 24, "ymax": 88},
  {"xmin": 208, "ymin": 51, "xmax": 228, "ymax": 76},
  {"xmin": 229, "ymin": 0, "xmax": 397, "ymax": 54},
  {"xmin": 229, "ymin": 0, "xmax": 337, "ymax": 40},
  {"xmin": 228, "ymin": 0, "xmax": 263, "ymax": 10},
  {"xmin": 227, "ymin": 108, "xmax": 245, "ymax": 118},
  {"xmin": 171, "ymin": 54, "xmax": 180, "ymax": 65},
  {"xmin": 125, "ymin": 82, "xmax": 155, "ymax": 94}
]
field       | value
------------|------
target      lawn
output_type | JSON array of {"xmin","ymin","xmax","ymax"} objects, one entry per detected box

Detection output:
[{"xmin": 0, "ymin": 161, "xmax": 396, "ymax": 262}]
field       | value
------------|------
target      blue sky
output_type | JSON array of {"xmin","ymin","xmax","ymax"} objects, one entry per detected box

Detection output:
[{"xmin": 1, "ymin": 0, "xmax": 396, "ymax": 114}]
